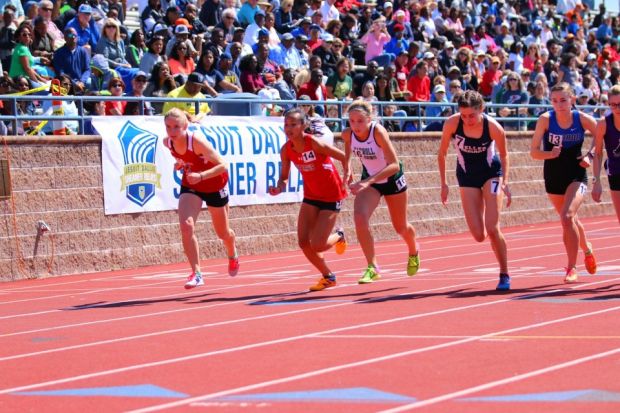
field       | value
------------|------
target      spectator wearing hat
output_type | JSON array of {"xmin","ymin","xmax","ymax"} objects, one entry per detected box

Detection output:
[
  {"xmin": 479, "ymin": 56, "xmax": 502, "ymax": 99},
  {"xmin": 125, "ymin": 70, "xmax": 154, "ymax": 115},
  {"xmin": 387, "ymin": 9, "xmax": 412, "ymax": 40},
  {"xmin": 200, "ymin": 0, "xmax": 225, "ymax": 27},
  {"xmin": 243, "ymin": 8, "xmax": 266, "ymax": 46},
  {"xmin": 384, "ymin": 23, "xmax": 409, "ymax": 58},
  {"xmin": 237, "ymin": 0, "xmax": 261, "ymax": 27},
  {"xmin": 438, "ymin": 41, "xmax": 456, "ymax": 74},
  {"xmin": 293, "ymin": 34, "xmax": 310, "ymax": 68},
  {"xmin": 523, "ymin": 24, "xmax": 542, "ymax": 50},
  {"xmin": 216, "ymin": 52, "xmax": 242, "ymax": 93},
  {"xmin": 494, "ymin": 21, "xmax": 512, "ymax": 50},
  {"xmin": 313, "ymin": 33, "xmax": 337, "ymax": 77},
  {"xmin": 162, "ymin": 71, "xmax": 210, "ymax": 117},
  {"xmin": 307, "ymin": 23, "xmax": 323, "ymax": 52},
  {"xmin": 53, "ymin": 27, "xmax": 91, "ymax": 91},
  {"xmin": 291, "ymin": 16, "xmax": 312, "ymax": 40},
  {"xmin": 425, "ymin": 84, "xmax": 450, "ymax": 130},
  {"xmin": 165, "ymin": 22, "xmax": 197, "ymax": 58},
  {"xmin": 89, "ymin": 53, "xmax": 119, "ymax": 92},
  {"xmin": 65, "ymin": 4, "xmax": 101, "ymax": 52},
  {"xmin": 273, "ymin": 32, "xmax": 299, "ymax": 68},
  {"xmin": 251, "ymin": 27, "xmax": 271, "ymax": 53},
  {"xmin": 360, "ymin": 18, "xmax": 391, "ymax": 65}
]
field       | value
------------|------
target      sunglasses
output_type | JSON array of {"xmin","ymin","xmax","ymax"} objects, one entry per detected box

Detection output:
[
  {"xmin": 610, "ymin": 103, "xmax": 620, "ymax": 109},
  {"xmin": 111, "ymin": 84, "xmax": 123, "ymax": 88},
  {"xmin": 42, "ymin": 7, "xmax": 53, "ymax": 11}
]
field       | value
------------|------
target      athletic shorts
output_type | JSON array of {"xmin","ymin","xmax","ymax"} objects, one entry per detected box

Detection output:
[
  {"xmin": 456, "ymin": 166, "xmax": 502, "ymax": 189},
  {"xmin": 303, "ymin": 198, "xmax": 342, "ymax": 211},
  {"xmin": 609, "ymin": 174, "xmax": 620, "ymax": 191},
  {"xmin": 362, "ymin": 163, "xmax": 407, "ymax": 196},
  {"xmin": 180, "ymin": 185, "xmax": 229, "ymax": 207},
  {"xmin": 544, "ymin": 169, "xmax": 587, "ymax": 195}
]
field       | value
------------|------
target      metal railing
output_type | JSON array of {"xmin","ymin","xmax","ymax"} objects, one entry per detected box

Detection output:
[{"xmin": 0, "ymin": 94, "xmax": 608, "ymax": 135}]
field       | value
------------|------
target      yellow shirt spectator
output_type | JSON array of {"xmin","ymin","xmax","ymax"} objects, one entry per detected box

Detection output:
[{"xmin": 162, "ymin": 72, "xmax": 210, "ymax": 116}]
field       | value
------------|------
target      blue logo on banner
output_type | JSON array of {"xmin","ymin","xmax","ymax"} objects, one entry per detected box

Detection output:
[{"xmin": 118, "ymin": 122, "xmax": 161, "ymax": 207}]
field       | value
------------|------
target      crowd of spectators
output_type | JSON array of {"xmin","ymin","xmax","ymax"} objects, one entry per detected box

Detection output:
[{"xmin": 0, "ymin": 0, "xmax": 620, "ymax": 134}]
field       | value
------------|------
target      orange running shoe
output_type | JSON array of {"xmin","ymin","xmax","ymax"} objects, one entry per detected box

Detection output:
[
  {"xmin": 564, "ymin": 267, "xmax": 579, "ymax": 284},
  {"xmin": 309, "ymin": 275, "xmax": 336, "ymax": 291},
  {"xmin": 335, "ymin": 229, "xmax": 347, "ymax": 255},
  {"xmin": 584, "ymin": 243, "xmax": 597, "ymax": 275}
]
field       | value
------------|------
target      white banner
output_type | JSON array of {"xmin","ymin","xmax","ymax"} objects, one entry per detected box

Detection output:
[{"xmin": 95, "ymin": 116, "xmax": 325, "ymax": 215}]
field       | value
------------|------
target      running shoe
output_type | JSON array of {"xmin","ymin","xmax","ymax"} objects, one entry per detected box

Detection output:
[
  {"xmin": 228, "ymin": 256, "xmax": 240, "ymax": 277},
  {"xmin": 564, "ymin": 267, "xmax": 578, "ymax": 284},
  {"xmin": 496, "ymin": 274, "xmax": 511, "ymax": 291},
  {"xmin": 407, "ymin": 254, "xmax": 420, "ymax": 276},
  {"xmin": 335, "ymin": 228, "xmax": 347, "ymax": 255},
  {"xmin": 584, "ymin": 243, "xmax": 597, "ymax": 275},
  {"xmin": 184, "ymin": 272, "xmax": 204, "ymax": 289},
  {"xmin": 358, "ymin": 265, "xmax": 380, "ymax": 284},
  {"xmin": 309, "ymin": 275, "xmax": 337, "ymax": 291}
]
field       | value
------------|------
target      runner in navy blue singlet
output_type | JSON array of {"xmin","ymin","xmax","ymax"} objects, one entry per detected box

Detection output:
[
  {"xmin": 593, "ymin": 84, "xmax": 620, "ymax": 223},
  {"xmin": 439, "ymin": 91, "xmax": 512, "ymax": 291},
  {"xmin": 530, "ymin": 82, "xmax": 598, "ymax": 284}
]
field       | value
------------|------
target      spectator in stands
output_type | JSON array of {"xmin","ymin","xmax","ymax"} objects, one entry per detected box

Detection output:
[
  {"xmin": 0, "ymin": 6, "xmax": 16, "ymax": 71},
  {"xmin": 203, "ymin": 27, "xmax": 225, "ymax": 60},
  {"xmin": 0, "ymin": 0, "xmax": 22, "ymax": 23},
  {"xmin": 238, "ymin": 53, "xmax": 264, "ymax": 93},
  {"xmin": 326, "ymin": 57, "xmax": 352, "ymax": 100},
  {"xmin": 244, "ymin": 9, "xmax": 266, "ymax": 47},
  {"xmin": 65, "ymin": 4, "xmax": 100, "ymax": 53},
  {"xmin": 96, "ymin": 18, "xmax": 130, "ymax": 71},
  {"xmin": 527, "ymin": 81, "xmax": 551, "ymax": 130},
  {"xmin": 126, "ymin": 29, "xmax": 147, "ymax": 68},
  {"xmin": 139, "ymin": 34, "xmax": 165, "ymax": 75},
  {"xmin": 216, "ymin": 8, "xmax": 239, "ymax": 43},
  {"xmin": 104, "ymin": 77, "xmax": 126, "ymax": 115},
  {"xmin": 506, "ymin": 41, "xmax": 524, "ymax": 72},
  {"xmin": 162, "ymin": 71, "xmax": 210, "ymax": 117},
  {"xmin": 274, "ymin": 0, "xmax": 296, "ymax": 34},
  {"xmin": 312, "ymin": 33, "xmax": 336, "ymax": 77},
  {"xmin": 144, "ymin": 61, "xmax": 178, "ymax": 114},
  {"xmin": 523, "ymin": 43, "xmax": 540, "ymax": 72},
  {"xmin": 297, "ymin": 67, "xmax": 326, "ymax": 101},
  {"xmin": 407, "ymin": 60, "xmax": 430, "ymax": 106},
  {"xmin": 479, "ymin": 56, "xmax": 502, "ymax": 100},
  {"xmin": 215, "ymin": 52, "xmax": 242, "ymax": 93},
  {"xmin": 360, "ymin": 18, "xmax": 390, "ymax": 65},
  {"xmin": 293, "ymin": 34, "xmax": 310, "ymax": 68},
  {"xmin": 352, "ymin": 59, "xmax": 377, "ymax": 98},
  {"xmin": 30, "ymin": 16, "xmax": 55, "ymax": 75},
  {"xmin": 11, "ymin": 75, "xmax": 37, "ymax": 134},
  {"xmin": 200, "ymin": 0, "xmax": 225, "ymax": 27},
  {"xmin": 10, "ymin": 22, "xmax": 49, "ymax": 85},
  {"xmin": 272, "ymin": 66, "xmax": 297, "ymax": 108},
  {"xmin": 41, "ymin": 74, "xmax": 79, "ymax": 135},
  {"xmin": 165, "ymin": 22, "xmax": 197, "ymax": 59},
  {"xmin": 168, "ymin": 40, "xmax": 195, "ymax": 82},
  {"xmin": 123, "ymin": 71, "xmax": 154, "ymax": 116},
  {"xmin": 163, "ymin": 5, "xmax": 180, "ymax": 28},
  {"xmin": 237, "ymin": 0, "xmax": 260, "ymax": 27},
  {"xmin": 498, "ymin": 71, "xmax": 529, "ymax": 130},
  {"xmin": 195, "ymin": 48, "xmax": 221, "ymax": 97},
  {"xmin": 53, "ymin": 27, "xmax": 91, "ymax": 92},
  {"xmin": 184, "ymin": 5, "xmax": 208, "ymax": 40},
  {"xmin": 374, "ymin": 73, "xmax": 393, "ymax": 102}
]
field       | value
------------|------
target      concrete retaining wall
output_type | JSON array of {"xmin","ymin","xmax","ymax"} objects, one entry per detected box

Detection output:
[{"xmin": 0, "ymin": 133, "xmax": 613, "ymax": 281}]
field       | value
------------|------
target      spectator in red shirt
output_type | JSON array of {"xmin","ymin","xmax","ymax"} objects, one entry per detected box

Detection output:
[
  {"xmin": 479, "ymin": 56, "xmax": 502, "ymax": 99},
  {"xmin": 297, "ymin": 68, "xmax": 327, "ymax": 101},
  {"xmin": 407, "ymin": 60, "xmax": 430, "ymax": 103}
]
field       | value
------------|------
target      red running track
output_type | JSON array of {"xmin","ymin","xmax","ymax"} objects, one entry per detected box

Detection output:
[{"xmin": 0, "ymin": 216, "xmax": 619, "ymax": 413}]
